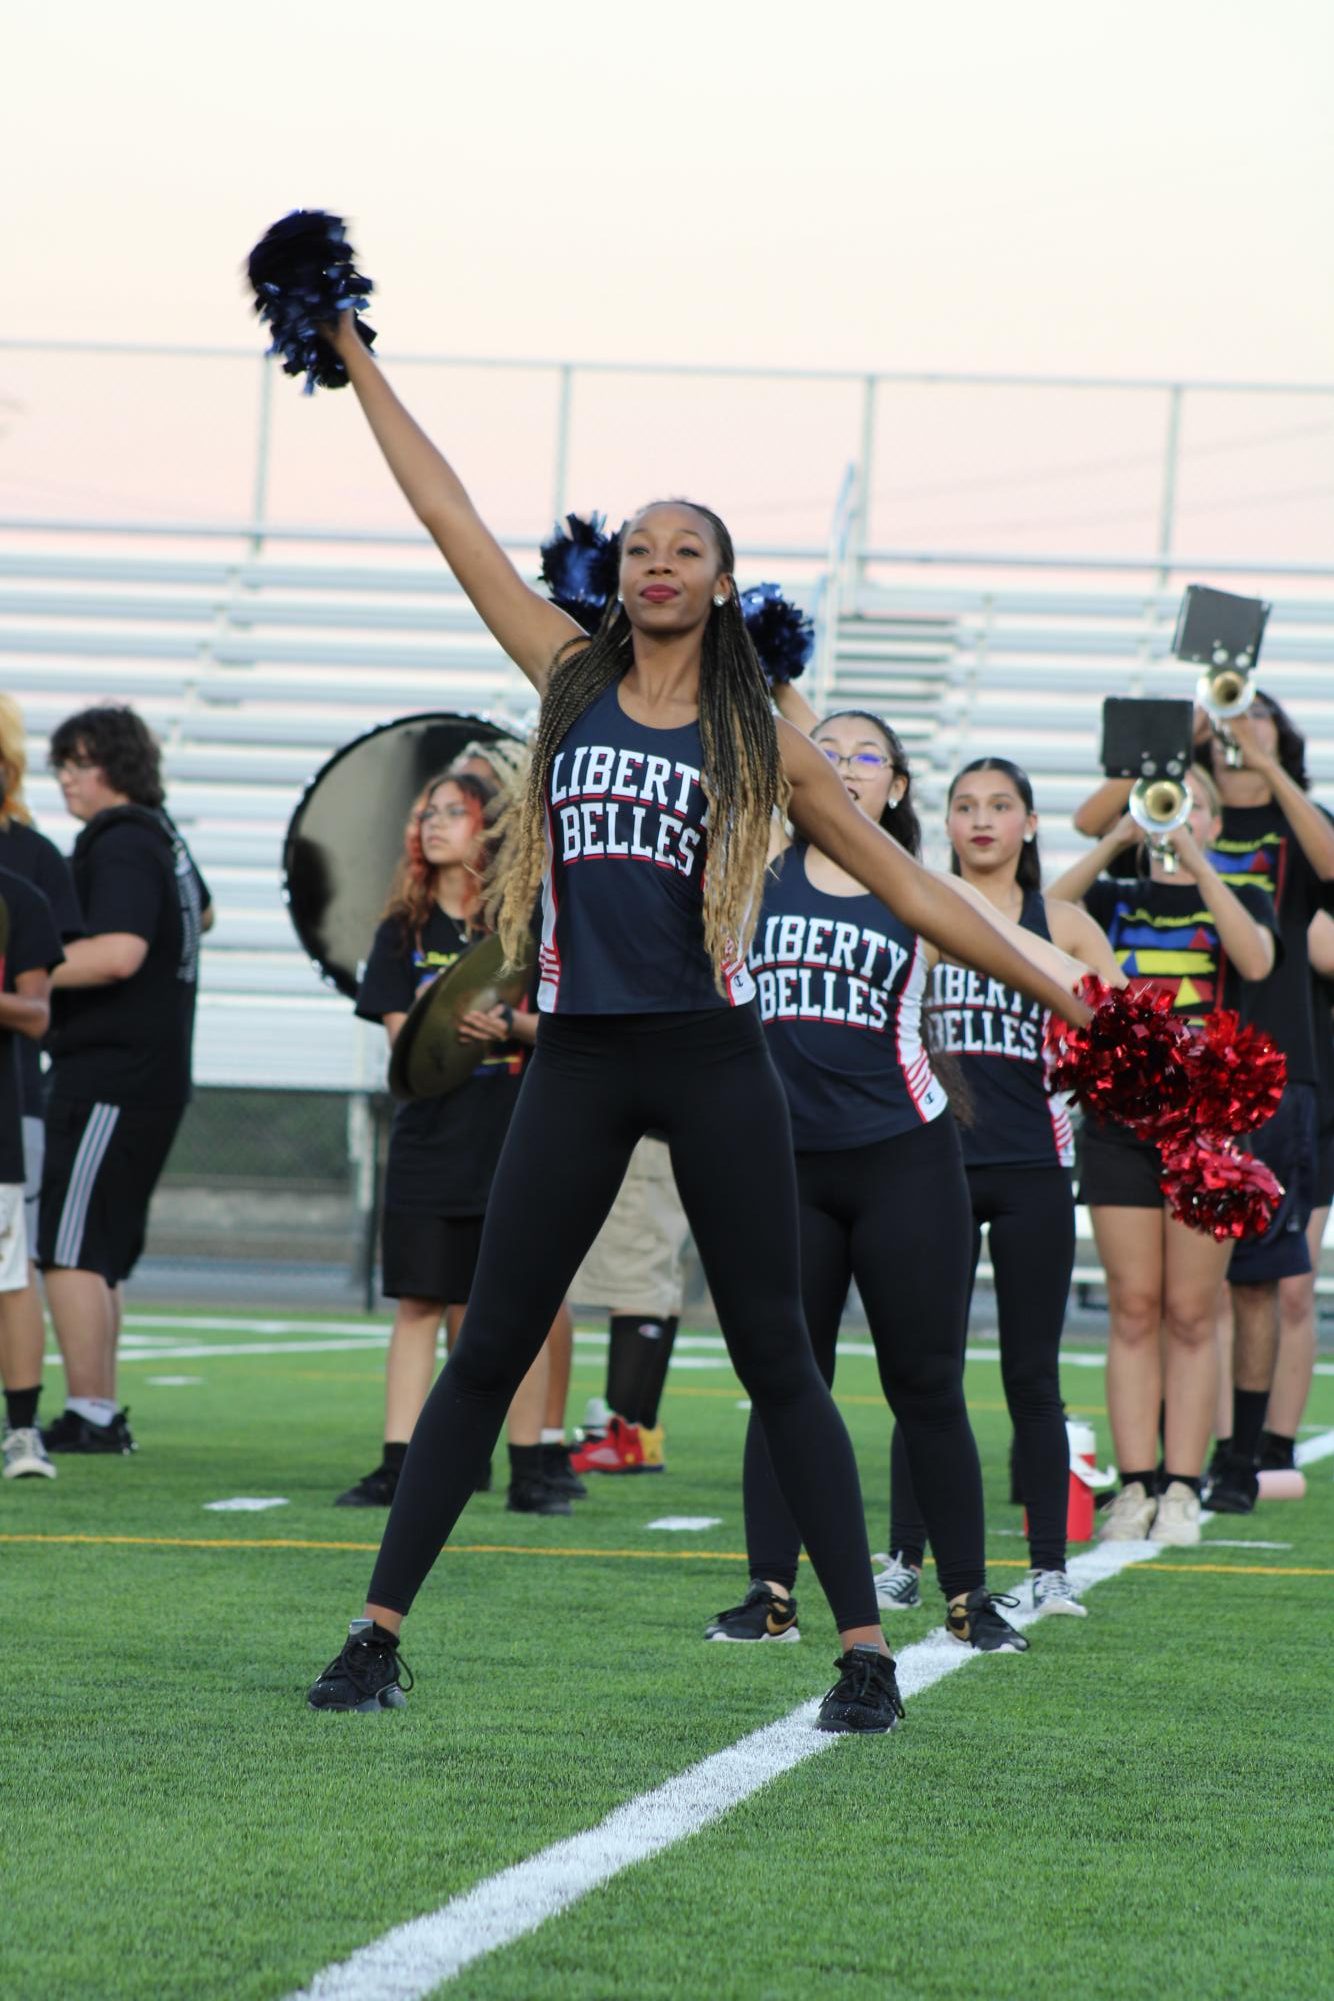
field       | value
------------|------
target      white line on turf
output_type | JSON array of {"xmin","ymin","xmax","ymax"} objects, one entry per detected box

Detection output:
[
  {"xmin": 283, "ymin": 1540, "xmax": 1161, "ymax": 2001},
  {"xmin": 1295, "ymin": 1428, "xmax": 1334, "ymax": 1467}
]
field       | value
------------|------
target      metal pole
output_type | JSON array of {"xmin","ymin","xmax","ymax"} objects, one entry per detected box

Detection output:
[
  {"xmin": 852, "ymin": 375, "xmax": 878, "ymax": 587},
  {"xmin": 1155, "ymin": 384, "xmax": 1183, "ymax": 588},
  {"xmin": 249, "ymin": 356, "xmax": 275, "ymax": 560},
  {"xmin": 552, "ymin": 364, "xmax": 574, "ymax": 526}
]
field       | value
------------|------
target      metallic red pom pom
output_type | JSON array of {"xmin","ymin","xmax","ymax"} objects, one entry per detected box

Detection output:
[
  {"xmin": 1045, "ymin": 977, "xmax": 1194, "ymax": 1139},
  {"xmin": 1183, "ymin": 1009, "xmax": 1287, "ymax": 1136},
  {"xmin": 1158, "ymin": 1134, "xmax": 1284, "ymax": 1241}
]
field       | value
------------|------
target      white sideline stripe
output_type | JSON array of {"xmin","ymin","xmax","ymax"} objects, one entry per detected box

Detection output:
[
  {"xmin": 1295, "ymin": 1427, "xmax": 1334, "ymax": 1468},
  {"xmin": 284, "ymin": 1541, "xmax": 1161, "ymax": 2001}
]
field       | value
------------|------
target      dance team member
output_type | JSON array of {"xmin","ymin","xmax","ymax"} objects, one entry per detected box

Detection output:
[
  {"xmin": 1075, "ymin": 692, "xmax": 1334, "ymax": 1512},
  {"xmin": 306, "ymin": 315, "xmax": 1091, "ymax": 1729},
  {"xmin": 0, "ymin": 866, "xmax": 64, "ymax": 1479},
  {"xmin": 711, "ymin": 718, "xmax": 1093, "ymax": 1651},
  {"xmin": 39, "ymin": 707, "xmax": 211, "ymax": 1457},
  {"xmin": 1053, "ymin": 766, "xmax": 1278, "ymax": 1542},
  {"xmin": 342, "ymin": 769, "xmax": 575, "ymax": 1518},
  {"xmin": 883, "ymin": 757, "xmax": 1119, "ymax": 1615}
]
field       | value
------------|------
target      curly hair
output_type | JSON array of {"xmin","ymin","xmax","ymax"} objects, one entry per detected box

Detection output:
[
  {"xmin": 947, "ymin": 758, "xmax": 1041, "ymax": 891},
  {"xmin": 382, "ymin": 770, "xmax": 496, "ymax": 947},
  {"xmin": 492, "ymin": 500, "xmax": 784, "ymax": 991},
  {"xmin": 0, "ymin": 694, "xmax": 33, "ymax": 827},
  {"xmin": 48, "ymin": 705, "xmax": 165, "ymax": 809}
]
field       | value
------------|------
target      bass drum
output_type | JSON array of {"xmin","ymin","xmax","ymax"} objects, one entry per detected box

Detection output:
[{"xmin": 282, "ymin": 711, "xmax": 526, "ymax": 999}]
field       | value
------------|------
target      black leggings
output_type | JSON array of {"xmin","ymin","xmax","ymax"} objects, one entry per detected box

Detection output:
[
  {"xmin": 890, "ymin": 1163, "xmax": 1075, "ymax": 1574},
  {"xmin": 368, "ymin": 1006, "xmax": 879, "ymax": 1632},
  {"xmin": 742, "ymin": 1115, "xmax": 986, "ymax": 1602}
]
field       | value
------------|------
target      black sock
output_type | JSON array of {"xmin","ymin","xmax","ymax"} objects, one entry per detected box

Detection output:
[
  {"xmin": 382, "ymin": 1441, "xmax": 408, "ymax": 1472},
  {"xmin": 606, "ymin": 1314, "xmax": 679, "ymax": 1428},
  {"xmin": 1232, "ymin": 1388, "xmax": 1269, "ymax": 1462},
  {"xmin": 1258, "ymin": 1429, "xmax": 1296, "ymax": 1471},
  {"xmin": 4, "ymin": 1386, "xmax": 40, "ymax": 1431},
  {"xmin": 1121, "ymin": 1469, "xmax": 1158, "ymax": 1494},
  {"xmin": 508, "ymin": 1443, "xmax": 542, "ymax": 1482},
  {"xmin": 1162, "ymin": 1472, "xmax": 1202, "ymax": 1496}
]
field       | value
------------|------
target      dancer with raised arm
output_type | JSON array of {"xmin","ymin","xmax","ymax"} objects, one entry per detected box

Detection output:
[{"xmin": 302, "ymin": 306, "xmax": 1091, "ymax": 1732}]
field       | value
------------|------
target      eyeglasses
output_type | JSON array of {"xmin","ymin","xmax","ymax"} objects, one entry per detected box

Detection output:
[
  {"xmin": 418, "ymin": 804, "xmax": 475, "ymax": 825},
  {"xmin": 819, "ymin": 748, "xmax": 893, "ymax": 773}
]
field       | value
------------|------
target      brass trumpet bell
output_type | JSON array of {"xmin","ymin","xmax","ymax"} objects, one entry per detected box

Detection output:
[
  {"xmin": 1196, "ymin": 659, "xmax": 1255, "ymax": 767},
  {"xmin": 1129, "ymin": 775, "xmax": 1191, "ymax": 874}
]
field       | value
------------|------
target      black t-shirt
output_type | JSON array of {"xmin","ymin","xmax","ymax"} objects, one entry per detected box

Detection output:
[
  {"xmin": 356, "ymin": 906, "xmax": 526, "ymax": 1217},
  {"xmin": 1312, "ymin": 968, "xmax": 1334, "ymax": 1131},
  {"xmin": 0, "ymin": 818, "xmax": 83, "ymax": 1116},
  {"xmin": 1082, "ymin": 875, "xmax": 1280, "ymax": 1023},
  {"xmin": 0, "ymin": 866, "xmax": 65, "ymax": 1181},
  {"xmin": 46, "ymin": 807, "xmax": 210, "ymax": 1109},
  {"xmin": 1209, "ymin": 803, "xmax": 1329, "ymax": 1084}
]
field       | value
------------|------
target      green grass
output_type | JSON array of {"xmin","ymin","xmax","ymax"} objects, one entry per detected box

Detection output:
[{"xmin": 7, "ymin": 1310, "xmax": 1332, "ymax": 2001}]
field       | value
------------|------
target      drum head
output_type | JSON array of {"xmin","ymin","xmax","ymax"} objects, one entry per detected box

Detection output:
[{"xmin": 282, "ymin": 712, "xmax": 523, "ymax": 999}]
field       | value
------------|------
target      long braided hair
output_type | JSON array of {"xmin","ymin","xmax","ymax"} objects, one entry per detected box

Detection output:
[{"xmin": 493, "ymin": 501, "xmax": 784, "ymax": 989}]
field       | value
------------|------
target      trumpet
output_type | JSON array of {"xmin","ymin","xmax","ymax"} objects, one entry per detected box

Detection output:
[
  {"xmin": 1196, "ymin": 658, "xmax": 1255, "ymax": 767},
  {"xmin": 1129, "ymin": 775, "xmax": 1192, "ymax": 873}
]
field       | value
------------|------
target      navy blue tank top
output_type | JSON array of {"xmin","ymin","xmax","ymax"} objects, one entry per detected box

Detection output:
[
  {"xmin": 749, "ymin": 843, "xmax": 948, "ymax": 1151},
  {"xmin": 927, "ymin": 889, "xmax": 1073, "ymax": 1169},
  {"xmin": 536, "ymin": 681, "xmax": 755, "ymax": 1014}
]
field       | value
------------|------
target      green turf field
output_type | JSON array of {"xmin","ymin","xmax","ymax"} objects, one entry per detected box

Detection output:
[{"xmin": 8, "ymin": 1311, "xmax": 1333, "ymax": 2001}]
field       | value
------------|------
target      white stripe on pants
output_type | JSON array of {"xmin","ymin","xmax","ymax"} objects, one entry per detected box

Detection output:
[{"xmin": 53, "ymin": 1102, "xmax": 121, "ymax": 1269}]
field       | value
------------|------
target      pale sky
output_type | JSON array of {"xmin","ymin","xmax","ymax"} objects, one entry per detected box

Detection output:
[{"xmin": 5, "ymin": 0, "xmax": 1333, "ymax": 559}]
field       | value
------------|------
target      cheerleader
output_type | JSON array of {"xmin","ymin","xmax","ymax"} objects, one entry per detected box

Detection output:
[
  {"xmin": 884, "ymin": 758, "xmax": 1119, "ymax": 1617},
  {"xmin": 1050, "ymin": 765, "xmax": 1278, "ymax": 1544},
  {"xmin": 710, "ymin": 721, "xmax": 1099, "ymax": 1651},
  {"xmin": 305, "ymin": 320, "xmax": 1092, "ymax": 1730}
]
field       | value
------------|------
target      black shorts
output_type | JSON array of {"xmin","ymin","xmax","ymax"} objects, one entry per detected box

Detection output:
[
  {"xmin": 1229, "ymin": 1081, "xmax": 1318, "ymax": 1286},
  {"xmin": 1076, "ymin": 1118, "xmax": 1161, "ymax": 1209},
  {"xmin": 381, "ymin": 1209, "xmax": 484, "ymax": 1303},
  {"xmin": 37, "ymin": 1096, "xmax": 184, "ymax": 1285},
  {"xmin": 1314, "ymin": 1120, "xmax": 1334, "ymax": 1213}
]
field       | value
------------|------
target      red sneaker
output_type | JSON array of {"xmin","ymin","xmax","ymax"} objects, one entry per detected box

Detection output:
[{"xmin": 570, "ymin": 1414, "xmax": 646, "ymax": 1474}]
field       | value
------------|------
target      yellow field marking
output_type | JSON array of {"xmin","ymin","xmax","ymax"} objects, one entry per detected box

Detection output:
[{"xmin": 3, "ymin": 1531, "xmax": 1329, "ymax": 1577}]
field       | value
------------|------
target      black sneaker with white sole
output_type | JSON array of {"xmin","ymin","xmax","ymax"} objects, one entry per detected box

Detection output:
[
  {"xmin": 41, "ymin": 1407, "xmax": 137, "ymax": 1455},
  {"xmin": 816, "ymin": 1645, "xmax": 905, "ymax": 1733},
  {"xmin": 308, "ymin": 1620, "xmax": 413, "ymax": 1712},
  {"xmin": 705, "ymin": 1581, "xmax": 800, "ymax": 1642},
  {"xmin": 946, "ymin": 1587, "xmax": 1029, "ymax": 1652}
]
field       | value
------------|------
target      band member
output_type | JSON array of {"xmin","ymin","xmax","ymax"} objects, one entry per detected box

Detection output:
[{"xmin": 305, "ymin": 316, "xmax": 1090, "ymax": 1730}]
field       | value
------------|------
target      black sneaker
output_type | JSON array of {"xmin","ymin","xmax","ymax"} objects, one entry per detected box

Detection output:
[
  {"xmin": 308, "ymin": 1619, "xmax": 413, "ymax": 1712},
  {"xmin": 816, "ymin": 1645, "xmax": 905, "ymax": 1733},
  {"xmin": 41, "ymin": 1407, "xmax": 136, "ymax": 1455},
  {"xmin": 1202, "ymin": 1452, "xmax": 1259, "ymax": 1514},
  {"xmin": 335, "ymin": 1464, "xmax": 398, "ymax": 1508},
  {"xmin": 946, "ymin": 1587, "xmax": 1029, "ymax": 1652},
  {"xmin": 540, "ymin": 1440, "xmax": 588, "ymax": 1500},
  {"xmin": 1257, "ymin": 1431, "xmax": 1295, "ymax": 1473},
  {"xmin": 705, "ymin": 1581, "xmax": 800, "ymax": 1643},
  {"xmin": 506, "ymin": 1475, "xmax": 573, "ymax": 1517}
]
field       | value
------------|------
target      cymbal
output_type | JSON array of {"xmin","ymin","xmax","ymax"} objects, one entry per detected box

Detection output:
[{"xmin": 388, "ymin": 931, "xmax": 536, "ymax": 1101}]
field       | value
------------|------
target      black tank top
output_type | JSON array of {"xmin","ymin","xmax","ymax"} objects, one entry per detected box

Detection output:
[
  {"xmin": 536, "ymin": 681, "xmax": 755, "ymax": 1014},
  {"xmin": 927, "ymin": 888, "xmax": 1073, "ymax": 1169},
  {"xmin": 750, "ymin": 843, "xmax": 948, "ymax": 1151}
]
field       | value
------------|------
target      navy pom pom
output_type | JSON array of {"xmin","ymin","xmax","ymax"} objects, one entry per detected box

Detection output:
[
  {"xmin": 539, "ymin": 512, "xmax": 622, "ymax": 634},
  {"xmin": 739, "ymin": 583, "xmax": 814, "ymax": 686},
  {"xmin": 247, "ymin": 210, "xmax": 377, "ymax": 394}
]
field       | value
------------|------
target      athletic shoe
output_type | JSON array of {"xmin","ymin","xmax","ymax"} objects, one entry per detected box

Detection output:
[
  {"xmin": 308, "ymin": 1619, "xmax": 413, "ymax": 1712},
  {"xmin": 946, "ymin": 1588, "xmax": 1029, "ymax": 1652},
  {"xmin": 705, "ymin": 1581, "xmax": 800, "ymax": 1643},
  {"xmin": 638, "ymin": 1424, "xmax": 666, "ymax": 1472},
  {"xmin": 1098, "ymin": 1480, "xmax": 1157, "ymax": 1541},
  {"xmin": 1031, "ymin": 1568, "xmax": 1087, "ymax": 1617},
  {"xmin": 506, "ymin": 1475, "xmax": 573, "ymax": 1517},
  {"xmin": 1202, "ymin": 1453, "xmax": 1258, "ymax": 1515},
  {"xmin": 1258, "ymin": 1431, "xmax": 1296, "ymax": 1472},
  {"xmin": 41, "ymin": 1407, "xmax": 137, "ymax": 1455},
  {"xmin": 570, "ymin": 1414, "xmax": 647, "ymax": 1475},
  {"xmin": 871, "ymin": 1551, "xmax": 922, "ymax": 1611},
  {"xmin": 2, "ymin": 1426, "xmax": 57, "ymax": 1480},
  {"xmin": 1150, "ymin": 1480, "xmax": 1202, "ymax": 1545},
  {"xmin": 540, "ymin": 1441, "xmax": 588, "ymax": 1499},
  {"xmin": 815, "ymin": 1646, "xmax": 904, "ymax": 1734},
  {"xmin": 334, "ymin": 1463, "xmax": 398, "ymax": 1508}
]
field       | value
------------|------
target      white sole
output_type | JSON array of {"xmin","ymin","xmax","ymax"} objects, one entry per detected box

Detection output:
[
  {"xmin": 705, "ymin": 1629, "xmax": 801, "ymax": 1644},
  {"xmin": 1034, "ymin": 1598, "xmax": 1088, "ymax": 1617}
]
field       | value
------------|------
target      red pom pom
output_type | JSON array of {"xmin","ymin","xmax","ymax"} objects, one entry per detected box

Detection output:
[
  {"xmin": 1183, "ymin": 1009, "xmax": 1287, "ymax": 1136},
  {"xmin": 1158, "ymin": 1134, "xmax": 1284, "ymax": 1241},
  {"xmin": 1046, "ymin": 977, "xmax": 1194, "ymax": 1139}
]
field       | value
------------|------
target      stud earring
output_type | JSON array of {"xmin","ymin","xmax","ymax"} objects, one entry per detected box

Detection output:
[
  {"xmin": 713, "ymin": 593, "xmax": 727, "ymax": 606},
  {"xmin": 1023, "ymin": 832, "xmax": 1035, "ymax": 844}
]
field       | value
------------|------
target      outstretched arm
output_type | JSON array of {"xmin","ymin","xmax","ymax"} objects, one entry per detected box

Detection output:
[
  {"xmin": 779, "ymin": 721, "xmax": 1092, "ymax": 1025},
  {"xmin": 328, "ymin": 315, "xmax": 585, "ymax": 690}
]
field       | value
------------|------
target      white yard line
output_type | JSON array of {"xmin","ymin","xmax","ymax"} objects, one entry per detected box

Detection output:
[
  {"xmin": 284, "ymin": 1540, "xmax": 1162, "ymax": 2001},
  {"xmin": 1295, "ymin": 1428, "xmax": 1334, "ymax": 1468}
]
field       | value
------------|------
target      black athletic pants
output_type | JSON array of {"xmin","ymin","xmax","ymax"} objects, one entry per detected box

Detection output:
[
  {"xmin": 890, "ymin": 1163, "xmax": 1075, "ymax": 1574},
  {"xmin": 743, "ymin": 1114, "xmax": 986, "ymax": 1602},
  {"xmin": 368, "ymin": 1007, "xmax": 880, "ymax": 1632}
]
